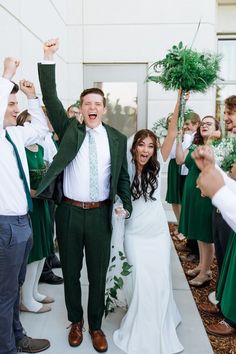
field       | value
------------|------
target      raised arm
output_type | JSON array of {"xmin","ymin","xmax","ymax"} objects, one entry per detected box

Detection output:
[
  {"xmin": 19, "ymin": 80, "xmax": 49, "ymax": 145},
  {"xmin": 38, "ymin": 38, "xmax": 69, "ymax": 139},
  {"xmin": 0, "ymin": 58, "xmax": 19, "ymax": 130},
  {"xmin": 175, "ymin": 130, "xmax": 189, "ymax": 165},
  {"xmin": 160, "ymin": 91, "xmax": 180, "ymax": 161}
]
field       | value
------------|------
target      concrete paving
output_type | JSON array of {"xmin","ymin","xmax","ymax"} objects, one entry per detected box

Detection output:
[{"xmin": 20, "ymin": 241, "xmax": 214, "ymax": 354}]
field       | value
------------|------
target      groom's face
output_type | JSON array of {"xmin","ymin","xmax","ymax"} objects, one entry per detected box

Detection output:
[{"xmin": 80, "ymin": 93, "xmax": 107, "ymax": 129}]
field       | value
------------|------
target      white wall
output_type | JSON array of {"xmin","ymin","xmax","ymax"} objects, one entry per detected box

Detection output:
[
  {"xmin": 0, "ymin": 0, "xmax": 218, "ymax": 220},
  {"xmin": 217, "ymin": 3, "xmax": 236, "ymax": 33},
  {"xmin": 0, "ymin": 0, "xmax": 217, "ymax": 117}
]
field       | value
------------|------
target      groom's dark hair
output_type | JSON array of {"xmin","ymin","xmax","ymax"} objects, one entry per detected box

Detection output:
[{"xmin": 80, "ymin": 88, "xmax": 106, "ymax": 107}]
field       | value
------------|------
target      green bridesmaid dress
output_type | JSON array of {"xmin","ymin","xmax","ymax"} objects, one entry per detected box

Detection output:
[
  {"xmin": 178, "ymin": 145, "xmax": 213, "ymax": 243},
  {"xmin": 165, "ymin": 158, "xmax": 182, "ymax": 204},
  {"xmin": 26, "ymin": 145, "xmax": 53, "ymax": 263}
]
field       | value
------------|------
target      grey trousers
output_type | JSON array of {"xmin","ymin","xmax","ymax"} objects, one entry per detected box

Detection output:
[{"xmin": 0, "ymin": 214, "xmax": 32, "ymax": 354}]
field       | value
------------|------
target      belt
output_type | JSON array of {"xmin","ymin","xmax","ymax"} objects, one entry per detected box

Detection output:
[{"xmin": 63, "ymin": 197, "xmax": 110, "ymax": 209}]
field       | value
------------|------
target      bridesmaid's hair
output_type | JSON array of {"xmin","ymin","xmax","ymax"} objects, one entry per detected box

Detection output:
[
  {"xmin": 193, "ymin": 115, "xmax": 220, "ymax": 145},
  {"xmin": 16, "ymin": 109, "xmax": 31, "ymax": 126},
  {"xmin": 131, "ymin": 129, "xmax": 160, "ymax": 202}
]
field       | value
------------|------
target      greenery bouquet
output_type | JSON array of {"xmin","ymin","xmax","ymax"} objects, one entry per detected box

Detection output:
[{"xmin": 147, "ymin": 41, "xmax": 221, "ymax": 130}]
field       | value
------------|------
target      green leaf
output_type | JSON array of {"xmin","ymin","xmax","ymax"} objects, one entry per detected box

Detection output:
[
  {"xmin": 110, "ymin": 288, "xmax": 118, "ymax": 299},
  {"xmin": 114, "ymin": 277, "xmax": 124, "ymax": 289},
  {"xmin": 121, "ymin": 270, "xmax": 131, "ymax": 276}
]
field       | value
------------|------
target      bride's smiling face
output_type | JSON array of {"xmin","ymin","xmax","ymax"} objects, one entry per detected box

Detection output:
[{"xmin": 134, "ymin": 136, "xmax": 155, "ymax": 172}]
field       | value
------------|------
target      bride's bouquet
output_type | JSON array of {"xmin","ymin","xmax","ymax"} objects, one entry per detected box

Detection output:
[{"xmin": 147, "ymin": 41, "xmax": 221, "ymax": 130}]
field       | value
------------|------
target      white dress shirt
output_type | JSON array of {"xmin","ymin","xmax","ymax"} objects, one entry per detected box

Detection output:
[
  {"xmin": 40, "ymin": 132, "xmax": 58, "ymax": 164},
  {"xmin": 212, "ymin": 166, "xmax": 236, "ymax": 232},
  {"xmin": 169, "ymin": 133, "xmax": 194, "ymax": 175},
  {"xmin": 63, "ymin": 124, "xmax": 111, "ymax": 202},
  {"xmin": 0, "ymin": 77, "xmax": 48, "ymax": 215}
]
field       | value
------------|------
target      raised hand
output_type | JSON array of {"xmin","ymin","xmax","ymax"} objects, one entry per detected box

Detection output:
[
  {"xmin": 191, "ymin": 145, "xmax": 215, "ymax": 171},
  {"xmin": 196, "ymin": 166, "xmax": 225, "ymax": 198},
  {"xmin": 3, "ymin": 57, "xmax": 20, "ymax": 80},
  {"xmin": 19, "ymin": 80, "xmax": 37, "ymax": 99},
  {"xmin": 43, "ymin": 38, "xmax": 59, "ymax": 60}
]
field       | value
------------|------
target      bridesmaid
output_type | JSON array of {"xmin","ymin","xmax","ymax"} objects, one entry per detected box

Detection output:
[
  {"xmin": 192, "ymin": 130, "xmax": 236, "ymax": 336},
  {"xmin": 166, "ymin": 110, "xmax": 200, "ymax": 240},
  {"xmin": 176, "ymin": 116, "xmax": 221, "ymax": 287}
]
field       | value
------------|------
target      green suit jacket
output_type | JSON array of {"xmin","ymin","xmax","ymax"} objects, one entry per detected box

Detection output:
[{"xmin": 37, "ymin": 64, "xmax": 132, "ymax": 217}]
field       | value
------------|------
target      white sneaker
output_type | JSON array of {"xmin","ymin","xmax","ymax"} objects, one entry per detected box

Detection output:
[{"xmin": 208, "ymin": 291, "xmax": 219, "ymax": 305}]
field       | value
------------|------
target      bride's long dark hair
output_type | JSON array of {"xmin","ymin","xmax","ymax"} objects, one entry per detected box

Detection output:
[{"xmin": 131, "ymin": 129, "xmax": 160, "ymax": 201}]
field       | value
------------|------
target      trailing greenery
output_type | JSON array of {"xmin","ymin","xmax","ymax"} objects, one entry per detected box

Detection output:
[{"xmin": 105, "ymin": 250, "xmax": 132, "ymax": 317}]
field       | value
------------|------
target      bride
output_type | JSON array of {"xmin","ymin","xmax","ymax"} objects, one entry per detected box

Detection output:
[{"xmin": 113, "ymin": 93, "xmax": 184, "ymax": 354}]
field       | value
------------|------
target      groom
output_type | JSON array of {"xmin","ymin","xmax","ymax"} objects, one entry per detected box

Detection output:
[{"xmin": 37, "ymin": 38, "xmax": 132, "ymax": 352}]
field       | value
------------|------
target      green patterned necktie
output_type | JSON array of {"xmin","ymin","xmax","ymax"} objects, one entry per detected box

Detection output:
[
  {"xmin": 88, "ymin": 129, "xmax": 99, "ymax": 201},
  {"xmin": 5, "ymin": 131, "xmax": 33, "ymax": 212}
]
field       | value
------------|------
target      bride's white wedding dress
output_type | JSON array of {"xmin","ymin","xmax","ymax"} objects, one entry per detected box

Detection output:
[{"xmin": 113, "ymin": 152, "xmax": 183, "ymax": 354}]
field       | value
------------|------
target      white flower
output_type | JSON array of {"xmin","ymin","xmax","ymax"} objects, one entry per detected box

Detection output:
[
  {"xmin": 212, "ymin": 137, "xmax": 236, "ymax": 170},
  {"xmin": 152, "ymin": 117, "xmax": 168, "ymax": 139}
]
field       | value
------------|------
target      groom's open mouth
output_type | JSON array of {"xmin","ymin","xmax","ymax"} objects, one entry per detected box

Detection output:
[{"xmin": 88, "ymin": 113, "xmax": 97, "ymax": 120}]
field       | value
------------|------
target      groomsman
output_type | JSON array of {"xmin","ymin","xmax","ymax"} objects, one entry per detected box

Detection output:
[
  {"xmin": 209, "ymin": 96, "xmax": 236, "ymax": 306},
  {"xmin": 0, "ymin": 58, "xmax": 49, "ymax": 354},
  {"xmin": 37, "ymin": 38, "xmax": 132, "ymax": 353},
  {"xmin": 193, "ymin": 145, "xmax": 236, "ymax": 336}
]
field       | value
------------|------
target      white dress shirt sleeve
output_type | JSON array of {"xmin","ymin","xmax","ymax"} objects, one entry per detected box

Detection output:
[
  {"xmin": 216, "ymin": 164, "xmax": 236, "ymax": 193},
  {"xmin": 182, "ymin": 133, "xmax": 193, "ymax": 150},
  {"xmin": 212, "ymin": 165, "xmax": 236, "ymax": 232},
  {"xmin": 0, "ymin": 78, "xmax": 14, "ymax": 132},
  {"xmin": 212, "ymin": 186, "xmax": 236, "ymax": 232},
  {"xmin": 7, "ymin": 98, "xmax": 49, "ymax": 146}
]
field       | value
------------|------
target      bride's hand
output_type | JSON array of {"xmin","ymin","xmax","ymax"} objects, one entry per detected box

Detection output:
[{"xmin": 115, "ymin": 206, "xmax": 128, "ymax": 218}]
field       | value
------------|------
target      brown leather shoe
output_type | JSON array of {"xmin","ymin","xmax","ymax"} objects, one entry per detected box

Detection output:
[
  {"xmin": 206, "ymin": 320, "xmax": 236, "ymax": 336},
  {"xmin": 68, "ymin": 320, "xmax": 84, "ymax": 347},
  {"xmin": 89, "ymin": 329, "xmax": 108, "ymax": 352},
  {"xmin": 199, "ymin": 302, "xmax": 220, "ymax": 315}
]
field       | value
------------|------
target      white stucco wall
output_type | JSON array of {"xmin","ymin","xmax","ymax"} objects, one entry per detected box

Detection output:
[
  {"xmin": 217, "ymin": 3, "xmax": 236, "ymax": 33},
  {"xmin": 0, "ymin": 0, "xmax": 219, "ymax": 221},
  {"xmin": 0, "ymin": 0, "xmax": 217, "ymax": 116}
]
